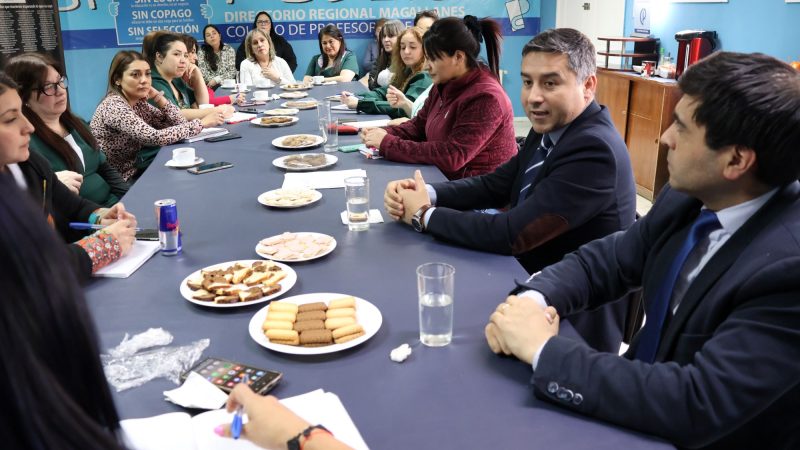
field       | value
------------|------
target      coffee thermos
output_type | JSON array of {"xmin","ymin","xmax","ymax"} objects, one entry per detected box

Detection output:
[{"xmin": 675, "ymin": 30, "xmax": 717, "ymax": 79}]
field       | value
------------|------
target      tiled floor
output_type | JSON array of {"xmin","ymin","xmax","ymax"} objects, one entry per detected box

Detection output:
[{"xmin": 513, "ymin": 117, "xmax": 654, "ymax": 217}]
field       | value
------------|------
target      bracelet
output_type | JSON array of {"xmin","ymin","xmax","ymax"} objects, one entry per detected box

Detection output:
[
  {"xmin": 286, "ymin": 424, "xmax": 331, "ymax": 450},
  {"xmin": 88, "ymin": 210, "xmax": 102, "ymax": 224}
]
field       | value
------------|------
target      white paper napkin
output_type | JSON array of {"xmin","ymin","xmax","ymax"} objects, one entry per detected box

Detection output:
[
  {"xmin": 340, "ymin": 209, "xmax": 384, "ymax": 225},
  {"xmin": 282, "ymin": 169, "xmax": 367, "ymax": 189},
  {"xmin": 163, "ymin": 372, "xmax": 228, "ymax": 410}
]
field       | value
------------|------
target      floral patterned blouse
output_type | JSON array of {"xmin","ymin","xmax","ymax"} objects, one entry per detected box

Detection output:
[
  {"xmin": 90, "ymin": 93, "xmax": 202, "ymax": 181},
  {"xmin": 77, "ymin": 230, "xmax": 121, "ymax": 272},
  {"xmin": 198, "ymin": 44, "xmax": 237, "ymax": 85}
]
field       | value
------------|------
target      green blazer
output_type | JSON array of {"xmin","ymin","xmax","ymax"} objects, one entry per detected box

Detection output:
[
  {"xmin": 29, "ymin": 126, "xmax": 128, "ymax": 207},
  {"xmin": 356, "ymin": 72, "xmax": 432, "ymax": 119},
  {"xmin": 304, "ymin": 50, "xmax": 359, "ymax": 79},
  {"xmin": 150, "ymin": 67, "xmax": 196, "ymax": 109}
]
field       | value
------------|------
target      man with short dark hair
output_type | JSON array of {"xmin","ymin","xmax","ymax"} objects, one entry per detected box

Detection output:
[
  {"xmin": 486, "ymin": 51, "xmax": 800, "ymax": 449},
  {"xmin": 385, "ymin": 28, "xmax": 637, "ymax": 353}
]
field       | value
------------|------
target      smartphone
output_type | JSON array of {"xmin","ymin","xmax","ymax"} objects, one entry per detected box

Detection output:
[
  {"xmin": 187, "ymin": 161, "xmax": 234, "ymax": 174},
  {"xmin": 205, "ymin": 133, "xmax": 242, "ymax": 143},
  {"xmin": 135, "ymin": 228, "xmax": 159, "ymax": 241},
  {"xmin": 239, "ymin": 107, "xmax": 260, "ymax": 114},
  {"xmin": 181, "ymin": 357, "xmax": 282, "ymax": 395}
]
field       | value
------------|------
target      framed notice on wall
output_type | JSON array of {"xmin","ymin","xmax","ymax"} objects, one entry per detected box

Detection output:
[{"xmin": 0, "ymin": 0, "xmax": 65, "ymax": 67}]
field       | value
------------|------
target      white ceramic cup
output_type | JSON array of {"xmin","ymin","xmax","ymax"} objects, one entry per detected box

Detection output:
[
  {"xmin": 172, "ymin": 147, "xmax": 195, "ymax": 165},
  {"xmin": 221, "ymin": 78, "xmax": 235, "ymax": 88},
  {"xmin": 255, "ymin": 78, "xmax": 271, "ymax": 88},
  {"xmin": 253, "ymin": 90, "xmax": 270, "ymax": 101},
  {"xmin": 198, "ymin": 103, "xmax": 213, "ymax": 109},
  {"xmin": 237, "ymin": 82, "xmax": 247, "ymax": 92},
  {"xmin": 313, "ymin": 75, "xmax": 325, "ymax": 85}
]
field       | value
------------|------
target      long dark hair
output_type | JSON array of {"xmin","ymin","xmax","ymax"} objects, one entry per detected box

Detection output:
[
  {"xmin": 253, "ymin": 11, "xmax": 281, "ymax": 44},
  {"xmin": 106, "ymin": 50, "xmax": 149, "ymax": 100},
  {"xmin": 201, "ymin": 24, "xmax": 223, "ymax": 72},
  {"xmin": 0, "ymin": 175, "xmax": 124, "ymax": 449},
  {"xmin": 5, "ymin": 53, "xmax": 98, "ymax": 172},
  {"xmin": 147, "ymin": 32, "xmax": 184, "ymax": 72},
  {"xmin": 423, "ymin": 15, "xmax": 503, "ymax": 78},
  {"xmin": 317, "ymin": 25, "xmax": 348, "ymax": 73}
]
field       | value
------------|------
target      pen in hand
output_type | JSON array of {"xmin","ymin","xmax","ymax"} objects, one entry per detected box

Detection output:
[
  {"xmin": 231, "ymin": 373, "xmax": 250, "ymax": 440},
  {"xmin": 69, "ymin": 222, "xmax": 142, "ymax": 232}
]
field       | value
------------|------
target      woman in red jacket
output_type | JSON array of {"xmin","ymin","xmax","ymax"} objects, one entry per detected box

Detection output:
[{"xmin": 360, "ymin": 15, "xmax": 517, "ymax": 180}]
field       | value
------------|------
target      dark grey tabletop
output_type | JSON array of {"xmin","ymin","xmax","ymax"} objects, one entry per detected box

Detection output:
[{"xmin": 84, "ymin": 82, "xmax": 673, "ymax": 449}]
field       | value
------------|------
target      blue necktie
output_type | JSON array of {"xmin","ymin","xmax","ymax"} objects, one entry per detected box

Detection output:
[
  {"xmin": 516, "ymin": 135, "xmax": 552, "ymax": 205},
  {"xmin": 634, "ymin": 209, "xmax": 721, "ymax": 363}
]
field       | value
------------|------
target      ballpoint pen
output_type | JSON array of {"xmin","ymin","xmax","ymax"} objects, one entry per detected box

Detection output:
[
  {"xmin": 69, "ymin": 222, "xmax": 142, "ymax": 232},
  {"xmin": 231, "ymin": 373, "xmax": 250, "ymax": 440}
]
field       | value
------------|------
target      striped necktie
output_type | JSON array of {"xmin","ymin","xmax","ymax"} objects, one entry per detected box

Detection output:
[
  {"xmin": 634, "ymin": 209, "xmax": 721, "ymax": 363},
  {"xmin": 516, "ymin": 135, "xmax": 553, "ymax": 205}
]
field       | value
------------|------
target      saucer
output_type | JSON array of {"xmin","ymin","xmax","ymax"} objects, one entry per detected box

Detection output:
[{"xmin": 165, "ymin": 157, "xmax": 204, "ymax": 168}]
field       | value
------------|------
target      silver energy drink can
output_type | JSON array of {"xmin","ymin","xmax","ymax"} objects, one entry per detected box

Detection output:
[{"xmin": 154, "ymin": 199, "xmax": 181, "ymax": 256}]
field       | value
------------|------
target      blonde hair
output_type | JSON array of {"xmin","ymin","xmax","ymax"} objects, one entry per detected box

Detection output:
[
  {"xmin": 245, "ymin": 29, "xmax": 276, "ymax": 62},
  {"xmin": 390, "ymin": 27, "xmax": 427, "ymax": 91}
]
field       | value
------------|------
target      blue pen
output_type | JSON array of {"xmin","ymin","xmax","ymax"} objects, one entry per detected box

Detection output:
[
  {"xmin": 231, "ymin": 373, "xmax": 250, "ymax": 440},
  {"xmin": 69, "ymin": 222, "xmax": 142, "ymax": 232}
]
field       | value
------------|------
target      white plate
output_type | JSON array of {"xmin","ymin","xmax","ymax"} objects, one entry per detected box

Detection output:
[
  {"xmin": 281, "ymin": 100, "xmax": 318, "ymax": 110},
  {"xmin": 320, "ymin": 80, "xmax": 337, "ymax": 86},
  {"xmin": 165, "ymin": 157, "xmax": 204, "ymax": 168},
  {"xmin": 250, "ymin": 116, "xmax": 299, "ymax": 128},
  {"xmin": 255, "ymin": 231, "xmax": 336, "ymax": 262},
  {"xmin": 179, "ymin": 260, "xmax": 297, "ymax": 308},
  {"xmin": 264, "ymin": 108, "xmax": 300, "ymax": 116},
  {"xmin": 272, "ymin": 134, "xmax": 325, "ymax": 150},
  {"xmin": 272, "ymin": 153, "xmax": 338, "ymax": 171},
  {"xmin": 279, "ymin": 91, "xmax": 309, "ymax": 99},
  {"xmin": 248, "ymin": 293, "xmax": 382, "ymax": 355},
  {"xmin": 280, "ymin": 83, "xmax": 311, "ymax": 91},
  {"xmin": 257, "ymin": 188, "xmax": 322, "ymax": 209}
]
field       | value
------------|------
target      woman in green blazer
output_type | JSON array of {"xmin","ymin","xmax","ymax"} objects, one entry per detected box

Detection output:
[
  {"xmin": 341, "ymin": 27, "xmax": 431, "ymax": 119},
  {"xmin": 5, "ymin": 53, "xmax": 128, "ymax": 206}
]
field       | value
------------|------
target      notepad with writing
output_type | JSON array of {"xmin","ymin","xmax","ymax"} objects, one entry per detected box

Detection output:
[
  {"xmin": 120, "ymin": 389, "xmax": 368, "ymax": 450},
  {"xmin": 93, "ymin": 240, "xmax": 160, "ymax": 278}
]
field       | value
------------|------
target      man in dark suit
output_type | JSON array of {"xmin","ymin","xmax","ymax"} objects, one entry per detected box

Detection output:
[
  {"xmin": 384, "ymin": 29, "xmax": 637, "ymax": 353},
  {"xmin": 485, "ymin": 51, "xmax": 800, "ymax": 449}
]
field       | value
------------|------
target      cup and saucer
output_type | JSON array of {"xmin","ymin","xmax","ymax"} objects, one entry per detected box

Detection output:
[
  {"xmin": 165, "ymin": 147, "xmax": 204, "ymax": 168},
  {"xmin": 220, "ymin": 79, "xmax": 236, "ymax": 89}
]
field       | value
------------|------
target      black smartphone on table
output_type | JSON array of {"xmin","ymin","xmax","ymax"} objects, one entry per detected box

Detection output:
[
  {"xmin": 187, "ymin": 161, "xmax": 234, "ymax": 174},
  {"xmin": 135, "ymin": 228, "xmax": 159, "ymax": 241},
  {"xmin": 205, "ymin": 133, "xmax": 242, "ymax": 143},
  {"xmin": 181, "ymin": 357, "xmax": 282, "ymax": 395}
]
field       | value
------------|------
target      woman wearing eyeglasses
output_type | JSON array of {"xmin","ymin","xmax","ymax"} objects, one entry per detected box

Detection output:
[
  {"xmin": 234, "ymin": 11, "xmax": 298, "ymax": 74},
  {"xmin": 302, "ymin": 25, "xmax": 359, "ymax": 84},
  {"xmin": 5, "ymin": 53, "xmax": 129, "ymax": 207}
]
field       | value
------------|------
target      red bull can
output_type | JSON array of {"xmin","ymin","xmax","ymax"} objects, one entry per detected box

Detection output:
[{"xmin": 154, "ymin": 199, "xmax": 181, "ymax": 256}]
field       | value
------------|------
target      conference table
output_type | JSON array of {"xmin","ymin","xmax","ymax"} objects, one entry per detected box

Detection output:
[{"xmin": 85, "ymin": 82, "xmax": 673, "ymax": 449}]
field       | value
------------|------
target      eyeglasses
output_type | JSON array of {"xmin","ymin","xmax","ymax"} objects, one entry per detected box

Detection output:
[
  {"xmin": 40, "ymin": 76, "xmax": 68, "ymax": 96},
  {"xmin": 256, "ymin": 20, "xmax": 271, "ymax": 25}
]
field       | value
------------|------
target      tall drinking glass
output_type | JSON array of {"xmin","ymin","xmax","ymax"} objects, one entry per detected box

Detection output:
[
  {"xmin": 344, "ymin": 176, "xmax": 369, "ymax": 231},
  {"xmin": 417, "ymin": 263, "xmax": 455, "ymax": 347}
]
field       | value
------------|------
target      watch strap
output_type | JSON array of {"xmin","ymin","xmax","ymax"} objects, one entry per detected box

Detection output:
[{"xmin": 287, "ymin": 424, "xmax": 331, "ymax": 450}]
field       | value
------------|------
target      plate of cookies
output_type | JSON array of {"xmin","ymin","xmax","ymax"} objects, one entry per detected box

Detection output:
[
  {"xmin": 280, "ymin": 83, "xmax": 311, "ymax": 91},
  {"xmin": 251, "ymin": 116, "xmax": 299, "ymax": 128},
  {"xmin": 264, "ymin": 108, "xmax": 300, "ymax": 116},
  {"xmin": 180, "ymin": 260, "xmax": 297, "ymax": 308},
  {"xmin": 248, "ymin": 293, "xmax": 382, "ymax": 355},
  {"xmin": 278, "ymin": 91, "xmax": 309, "ymax": 99},
  {"xmin": 281, "ymin": 100, "xmax": 318, "ymax": 110},
  {"xmin": 257, "ymin": 188, "xmax": 322, "ymax": 208},
  {"xmin": 256, "ymin": 232, "xmax": 336, "ymax": 262},
  {"xmin": 272, "ymin": 134, "xmax": 325, "ymax": 150},
  {"xmin": 272, "ymin": 153, "xmax": 337, "ymax": 171}
]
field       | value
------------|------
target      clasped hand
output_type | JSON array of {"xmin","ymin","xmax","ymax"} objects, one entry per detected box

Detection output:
[
  {"xmin": 485, "ymin": 295, "xmax": 560, "ymax": 365},
  {"xmin": 384, "ymin": 170, "xmax": 430, "ymax": 224}
]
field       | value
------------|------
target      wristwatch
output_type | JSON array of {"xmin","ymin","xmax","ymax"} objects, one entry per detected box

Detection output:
[
  {"xmin": 411, "ymin": 204, "xmax": 433, "ymax": 233},
  {"xmin": 287, "ymin": 424, "xmax": 330, "ymax": 450}
]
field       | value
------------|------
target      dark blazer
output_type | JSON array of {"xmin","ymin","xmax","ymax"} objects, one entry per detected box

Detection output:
[
  {"xmin": 522, "ymin": 183, "xmax": 800, "ymax": 449},
  {"xmin": 428, "ymin": 101, "xmax": 637, "ymax": 352},
  {"xmin": 17, "ymin": 151, "xmax": 99, "ymax": 283}
]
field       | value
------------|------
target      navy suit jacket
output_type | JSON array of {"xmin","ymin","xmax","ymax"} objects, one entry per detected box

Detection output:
[
  {"xmin": 522, "ymin": 183, "xmax": 800, "ymax": 449},
  {"xmin": 428, "ymin": 101, "xmax": 637, "ymax": 352}
]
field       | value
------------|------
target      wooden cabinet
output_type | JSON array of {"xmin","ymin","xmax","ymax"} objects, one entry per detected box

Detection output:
[{"xmin": 596, "ymin": 69, "xmax": 681, "ymax": 200}]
